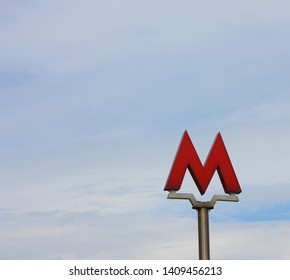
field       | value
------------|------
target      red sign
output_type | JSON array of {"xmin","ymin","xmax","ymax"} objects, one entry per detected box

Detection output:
[{"xmin": 164, "ymin": 131, "xmax": 241, "ymax": 195}]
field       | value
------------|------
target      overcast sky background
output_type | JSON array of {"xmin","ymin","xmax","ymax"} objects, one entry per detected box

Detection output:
[{"xmin": 1, "ymin": 0, "xmax": 290, "ymax": 259}]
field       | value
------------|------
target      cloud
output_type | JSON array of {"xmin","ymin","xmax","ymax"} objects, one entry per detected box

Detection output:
[
  {"xmin": 211, "ymin": 221, "xmax": 290, "ymax": 259},
  {"xmin": 2, "ymin": 0, "xmax": 289, "ymax": 74},
  {"xmin": 1, "ymin": 210, "xmax": 290, "ymax": 259}
]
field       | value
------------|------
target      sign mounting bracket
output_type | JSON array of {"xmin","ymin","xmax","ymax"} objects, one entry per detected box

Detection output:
[{"xmin": 167, "ymin": 191, "xmax": 239, "ymax": 209}]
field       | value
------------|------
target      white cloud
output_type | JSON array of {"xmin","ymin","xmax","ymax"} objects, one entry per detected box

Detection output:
[
  {"xmin": 211, "ymin": 221, "xmax": 290, "ymax": 259},
  {"xmin": 1, "ymin": 211, "xmax": 289, "ymax": 259},
  {"xmin": 1, "ymin": 0, "xmax": 289, "ymax": 74}
]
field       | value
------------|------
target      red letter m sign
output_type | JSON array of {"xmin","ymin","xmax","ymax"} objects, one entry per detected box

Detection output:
[{"xmin": 164, "ymin": 131, "xmax": 241, "ymax": 195}]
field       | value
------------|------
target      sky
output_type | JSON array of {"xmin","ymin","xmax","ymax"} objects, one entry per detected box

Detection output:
[{"xmin": 0, "ymin": 0, "xmax": 290, "ymax": 259}]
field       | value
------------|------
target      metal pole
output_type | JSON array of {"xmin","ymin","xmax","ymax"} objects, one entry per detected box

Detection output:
[
  {"xmin": 167, "ymin": 191, "xmax": 239, "ymax": 259},
  {"xmin": 197, "ymin": 207, "xmax": 210, "ymax": 260}
]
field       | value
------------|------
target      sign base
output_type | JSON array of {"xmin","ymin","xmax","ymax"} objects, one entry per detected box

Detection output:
[
  {"xmin": 167, "ymin": 191, "xmax": 239, "ymax": 209},
  {"xmin": 167, "ymin": 191, "xmax": 239, "ymax": 260}
]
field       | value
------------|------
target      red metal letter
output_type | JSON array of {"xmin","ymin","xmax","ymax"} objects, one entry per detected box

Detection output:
[{"xmin": 164, "ymin": 131, "xmax": 241, "ymax": 195}]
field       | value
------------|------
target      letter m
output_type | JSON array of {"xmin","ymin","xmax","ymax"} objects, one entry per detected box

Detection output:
[{"xmin": 164, "ymin": 131, "xmax": 241, "ymax": 195}]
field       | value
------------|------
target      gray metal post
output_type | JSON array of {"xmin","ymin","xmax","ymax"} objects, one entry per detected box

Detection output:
[
  {"xmin": 167, "ymin": 191, "xmax": 239, "ymax": 260},
  {"xmin": 197, "ymin": 207, "xmax": 210, "ymax": 260}
]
